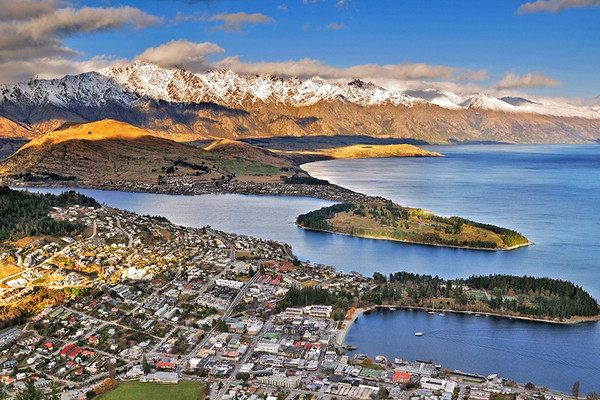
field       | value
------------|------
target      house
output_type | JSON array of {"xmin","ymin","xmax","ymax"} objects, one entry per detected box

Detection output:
[
  {"xmin": 60, "ymin": 344, "xmax": 75, "ymax": 358},
  {"xmin": 156, "ymin": 362, "xmax": 175, "ymax": 370},
  {"xmin": 393, "ymin": 371, "xmax": 410, "ymax": 384}
]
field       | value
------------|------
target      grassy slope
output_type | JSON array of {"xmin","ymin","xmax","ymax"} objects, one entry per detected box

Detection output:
[
  {"xmin": 96, "ymin": 381, "xmax": 204, "ymax": 400},
  {"xmin": 298, "ymin": 202, "xmax": 530, "ymax": 250},
  {"xmin": 318, "ymin": 143, "xmax": 442, "ymax": 159},
  {"xmin": 0, "ymin": 120, "xmax": 296, "ymax": 184}
]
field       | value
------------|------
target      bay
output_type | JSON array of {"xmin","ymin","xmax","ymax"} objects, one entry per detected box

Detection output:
[
  {"xmin": 345, "ymin": 308, "xmax": 600, "ymax": 394},
  {"xmin": 21, "ymin": 144, "xmax": 600, "ymax": 393},
  {"xmin": 303, "ymin": 144, "xmax": 600, "ymax": 393}
]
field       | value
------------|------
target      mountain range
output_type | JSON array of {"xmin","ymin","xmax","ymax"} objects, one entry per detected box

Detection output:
[{"xmin": 1, "ymin": 61, "xmax": 599, "ymax": 144}]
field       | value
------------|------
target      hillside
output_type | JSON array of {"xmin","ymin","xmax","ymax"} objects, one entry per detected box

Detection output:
[
  {"xmin": 0, "ymin": 62, "xmax": 599, "ymax": 144},
  {"xmin": 314, "ymin": 144, "xmax": 442, "ymax": 159},
  {"xmin": 297, "ymin": 201, "xmax": 531, "ymax": 250},
  {"xmin": 0, "ymin": 119, "xmax": 303, "ymax": 186}
]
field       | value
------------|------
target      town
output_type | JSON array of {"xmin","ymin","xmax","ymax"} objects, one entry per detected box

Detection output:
[{"xmin": 0, "ymin": 200, "xmax": 585, "ymax": 400}]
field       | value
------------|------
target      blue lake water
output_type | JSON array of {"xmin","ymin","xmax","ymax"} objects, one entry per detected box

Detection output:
[
  {"xmin": 22, "ymin": 144, "xmax": 600, "ymax": 393},
  {"xmin": 345, "ymin": 308, "xmax": 600, "ymax": 393}
]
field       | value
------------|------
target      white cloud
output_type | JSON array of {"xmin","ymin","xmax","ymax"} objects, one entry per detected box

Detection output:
[
  {"xmin": 135, "ymin": 40, "xmax": 224, "ymax": 70},
  {"xmin": 0, "ymin": 55, "xmax": 127, "ymax": 82},
  {"xmin": 494, "ymin": 72, "xmax": 562, "ymax": 89},
  {"xmin": 517, "ymin": 0, "xmax": 600, "ymax": 13},
  {"xmin": 0, "ymin": 0, "xmax": 64, "ymax": 21},
  {"xmin": 326, "ymin": 23, "xmax": 348, "ymax": 30},
  {"xmin": 208, "ymin": 12, "xmax": 275, "ymax": 33},
  {"xmin": 0, "ymin": 1, "xmax": 161, "ymax": 83},
  {"xmin": 211, "ymin": 56, "xmax": 487, "ymax": 83},
  {"xmin": 336, "ymin": 0, "xmax": 348, "ymax": 9},
  {"xmin": 277, "ymin": 4, "xmax": 288, "ymax": 11}
]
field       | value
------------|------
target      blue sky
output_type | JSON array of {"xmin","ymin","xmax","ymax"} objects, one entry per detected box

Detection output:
[{"xmin": 1, "ymin": 0, "xmax": 599, "ymax": 100}]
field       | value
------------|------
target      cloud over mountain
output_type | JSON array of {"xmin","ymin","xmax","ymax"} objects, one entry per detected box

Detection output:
[
  {"xmin": 517, "ymin": 0, "xmax": 600, "ymax": 13},
  {"xmin": 135, "ymin": 40, "xmax": 224, "ymax": 70},
  {"xmin": 494, "ymin": 72, "xmax": 562, "ymax": 89}
]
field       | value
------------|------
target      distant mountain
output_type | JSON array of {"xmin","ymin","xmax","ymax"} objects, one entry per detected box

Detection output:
[
  {"xmin": 0, "ymin": 119, "xmax": 303, "ymax": 185},
  {"xmin": 1, "ymin": 61, "xmax": 599, "ymax": 144}
]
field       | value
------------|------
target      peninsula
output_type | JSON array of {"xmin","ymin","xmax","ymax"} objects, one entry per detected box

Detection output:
[{"xmin": 297, "ymin": 200, "xmax": 531, "ymax": 250}]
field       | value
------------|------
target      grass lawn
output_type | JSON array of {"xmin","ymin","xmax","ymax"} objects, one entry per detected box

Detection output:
[{"xmin": 96, "ymin": 381, "xmax": 205, "ymax": 400}]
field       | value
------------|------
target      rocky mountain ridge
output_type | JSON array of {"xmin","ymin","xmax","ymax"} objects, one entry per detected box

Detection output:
[{"xmin": 0, "ymin": 62, "xmax": 599, "ymax": 143}]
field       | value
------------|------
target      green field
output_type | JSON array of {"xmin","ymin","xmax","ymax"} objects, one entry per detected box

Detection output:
[{"xmin": 96, "ymin": 381, "xmax": 205, "ymax": 400}]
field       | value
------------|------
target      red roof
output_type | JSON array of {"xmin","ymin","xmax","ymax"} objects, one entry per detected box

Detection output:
[
  {"xmin": 156, "ymin": 362, "xmax": 175, "ymax": 368},
  {"xmin": 61, "ymin": 344, "xmax": 75, "ymax": 355},
  {"xmin": 393, "ymin": 371, "xmax": 410, "ymax": 381}
]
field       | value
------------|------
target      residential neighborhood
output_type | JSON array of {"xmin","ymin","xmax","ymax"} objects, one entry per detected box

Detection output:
[{"xmin": 0, "ymin": 201, "xmax": 581, "ymax": 400}]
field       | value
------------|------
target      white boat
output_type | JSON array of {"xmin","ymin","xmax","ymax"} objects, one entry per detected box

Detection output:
[
  {"xmin": 415, "ymin": 332, "xmax": 423, "ymax": 336},
  {"xmin": 389, "ymin": 307, "xmax": 396, "ymax": 311},
  {"xmin": 439, "ymin": 313, "xmax": 445, "ymax": 316}
]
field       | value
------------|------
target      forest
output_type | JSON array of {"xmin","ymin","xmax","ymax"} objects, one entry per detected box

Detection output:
[
  {"xmin": 362, "ymin": 272, "xmax": 599, "ymax": 321},
  {"xmin": 0, "ymin": 187, "xmax": 99, "ymax": 242}
]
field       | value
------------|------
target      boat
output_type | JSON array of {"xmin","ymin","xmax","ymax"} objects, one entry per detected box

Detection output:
[
  {"xmin": 389, "ymin": 307, "xmax": 396, "ymax": 311},
  {"xmin": 439, "ymin": 313, "xmax": 445, "ymax": 316},
  {"xmin": 415, "ymin": 332, "xmax": 423, "ymax": 336},
  {"xmin": 342, "ymin": 344, "xmax": 357, "ymax": 350}
]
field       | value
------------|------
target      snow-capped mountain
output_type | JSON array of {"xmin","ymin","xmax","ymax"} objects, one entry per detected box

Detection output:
[{"xmin": 0, "ymin": 61, "xmax": 599, "ymax": 143}]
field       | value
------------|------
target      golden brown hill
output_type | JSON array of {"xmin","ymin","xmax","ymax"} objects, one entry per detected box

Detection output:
[
  {"xmin": 204, "ymin": 138, "xmax": 301, "ymax": 169},
  {"xmin": 0, "ymin": 119, "xmax": 299, "ymax": 185},
  {"xmin": 315, "ymin": 144, "xmax": 442, "ymax": 159},
  {"xmin": 0, "ymin": 116, "xmax": 35, "ymax": 139}
]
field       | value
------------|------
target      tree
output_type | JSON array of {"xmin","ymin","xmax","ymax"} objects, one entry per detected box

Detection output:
[
  {"xmin": 215, "ymin": 318, "xmax": 228, "ymax": 332},
  {"xmin": 108, "ymin": 360, "xmax": 116, "ymax": 379},
  {"xmin": 142, "ymin": 354, "xmax": 150, "ymax": 374},
  {"xmin": 572, "ymin": 381, "xmax": 580, "ymax": 398},
  {"xmin": 15, "ymin": 380, "xmax": 40, "ymax": 400},
  {"xmin": 587, "ymin": 392, "xmax": 599, "ymax": 400},
  {"xmin": 46, "ymin": 382, "xmax": 60, "ymax": 400},
  {"xmin": 0, "ymin": 382, "xmax": 6, "ymax": 400},
  {"xmin": 524, "ymin": 382, "xmax": 536, "ymax": 391}
]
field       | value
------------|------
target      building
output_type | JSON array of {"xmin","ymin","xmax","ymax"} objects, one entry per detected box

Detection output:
[
  {"xmin": 255, "ymin": 341, "xmax": 280, "ymax": 354},
  {"xmin": 420, "ymin": 377, "xmax": 456, "ymax": 393},
  {"xmin": 140, "ymin": 372, "xmax": 179, "ymax": 384},
  {"xmin": 257, "ymin": 374, "xmax": 301, "ymax": 388},
  {"xmin": 215, "ymin": 279, "xmax": 245, "ymax": 290},
  {"xmin": 393, "ymin": 371, "xmax": 411, "ymax": 384}
]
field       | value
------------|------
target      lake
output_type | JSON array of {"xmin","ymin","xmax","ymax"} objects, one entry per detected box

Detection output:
[{"xmin": 22, "ymin": 144, "xmax": 600, "ymax": 393}]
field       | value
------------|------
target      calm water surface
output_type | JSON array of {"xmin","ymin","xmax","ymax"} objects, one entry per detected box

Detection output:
[
  {"xmin": 304, "ymin": 144, "xmax": 600, "ymax": 393},
  {"xmin": 24, "ymin": 144, "xmax": 600, "ymax": 392}
]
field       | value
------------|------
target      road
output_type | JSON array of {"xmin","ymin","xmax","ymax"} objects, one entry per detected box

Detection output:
[{"xmin": 212, "ymin": 315, "xmax": 270, "ymax": 400}]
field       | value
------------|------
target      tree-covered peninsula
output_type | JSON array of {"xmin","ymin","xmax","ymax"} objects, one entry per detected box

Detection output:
[
  {"xmin": 297, "ymin": 200, "xmax": 530, "ymax": 250},
  {"xmin": 363, "ymin": 272, "xmax": 600, "ymax": 322}
]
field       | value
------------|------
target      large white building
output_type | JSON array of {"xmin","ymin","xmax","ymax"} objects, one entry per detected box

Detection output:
[
  {"xmin": 215, "ymin": 279, "xmax": 245, "ymax": 290},
  {"xmin": 420, "ymin": 377, "xmax": 456, "ymax": 393}
]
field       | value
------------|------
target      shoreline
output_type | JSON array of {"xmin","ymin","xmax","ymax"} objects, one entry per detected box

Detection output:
[
  {"xmin": 335, "ymin": 307, "xmax": 373, "ymax": 346},
  {"xmin": 336, "ymin": 306, "xmax": 600, "ymax": 347},
  {"xmin": 298, "ymin": 224, "xmax": 533, "ymax": 252}
]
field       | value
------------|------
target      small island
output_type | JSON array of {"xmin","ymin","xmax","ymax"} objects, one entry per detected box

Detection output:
[{"xmin": 297, "ymin": 200, "xmax": 531, "ymax": 250}]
